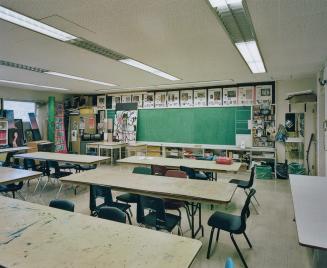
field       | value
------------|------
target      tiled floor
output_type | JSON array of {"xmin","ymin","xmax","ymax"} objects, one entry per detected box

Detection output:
[{"xmin": 10, "ymin": 164, "xmax": 312, "ymax": 268}]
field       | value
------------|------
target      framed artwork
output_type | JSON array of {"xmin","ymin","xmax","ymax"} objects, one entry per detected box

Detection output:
[
  {"xmin": 155, "ymin": 92, "xmax": 167, "ymax": 108},
  {"xmin": 208, "ymin": 88, "xmax": 222, "ymax": 106},
  {"xmin": 255, "ymin": 85, "xmax": 272, "ymax": 104},
  {"xmin": 121, "ymin": 95, "xmax": 132, "ymax": 103},
  {"xmin": 97, "ymin": 95, "xmax": 106, "ymax": 110},
  {"xmin": 112, "ymin": 95, "xmax": 121, "ymax": 109},
  {"xmin": 143, "ymin": 92, "xmax": 154, "ymax": 108},
  {"xmin": 114, "ymin": 110, "xmax": 138, "ymax": 142},
  {"xmin": 194, "ymin": 89, "xmax": 207, "ymax": 107},
  {"xmin": 223, "ymin": 87, "xmax": 238, "ymax": 106},
  {"xmin": 131, "ymin": 94, "xmax": 143, "ymax": 108},
  {"xmin": 180, "ymin": 90, "xmax": 193, "ymax": 107},
  {"xmin": 167, "ymin": 91, "xmax": 179, "ymax": 107},
  {"xmin": 238, "ymin": 86, "xmax": 254, "ymax": 105}
]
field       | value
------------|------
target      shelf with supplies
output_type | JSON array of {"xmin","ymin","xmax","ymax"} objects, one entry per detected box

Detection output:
[{"xmin": 0, "ymin": 120, "xmax": 8, "ymax": 146}]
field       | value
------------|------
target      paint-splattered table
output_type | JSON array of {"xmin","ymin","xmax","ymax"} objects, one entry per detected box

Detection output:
[{"xmin": 0, "ymin": 197, "xmax": 202, "ymax": 268}]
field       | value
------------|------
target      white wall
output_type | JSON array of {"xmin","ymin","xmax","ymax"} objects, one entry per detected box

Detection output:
[{"xmin": 275, "ymin": 77, "xmax": 317, "ymax": 174}]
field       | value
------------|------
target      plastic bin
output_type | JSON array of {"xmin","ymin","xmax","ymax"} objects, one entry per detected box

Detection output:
[{"xmin": 256, "ymin": 165, "xmax": 272, "ymax": 180}]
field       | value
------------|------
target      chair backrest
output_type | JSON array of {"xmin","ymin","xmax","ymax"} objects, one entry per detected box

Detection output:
[
  {"xmin": 49, "ymin": 199, "xmax": 75, "ymax": 212},
  {"xmin": 89, "ymin": 185, "xmax": 113, "ymax": 211},
  {"xmin": 132, "ymin": 166, "xmax": 152, "ymax": 175},
  {"xmin": 225, "ymin": 257, "xmax": 234, "ymax": 268},
  {"xmin": 48, "ymin": 160, "xmax": 60, "ymax": 172},
  {"xmin": 240, "ymin": 189, "xmax": 256, "ymax": 231},
  {"xmin": 98, "ymin": 206, "xmax": 126, "ymax": 223},
  {"xmin": 246, "ymin": 166, "xmax": 256, "ymax": 188},
  {"xmin": 180, "ymin": 166, "xmax": 196, "ymax": 179},
  {"xmin": 4, "ymin": 152, "xmax": 15, "ymax": 167},
  {"xmin": 165, "ymin": 170, "xmax": 187, "ymax": 179},
  {"xmin": 137, "ymin": 196, "xmax": 167, "ymax": 228},
  {"xmin": 24, "ymin": 159, "xmax": 37, "ymax": 170},
  {"xmin": 151, "ymin": 165, "xmax": 168, "ymax": 176}
]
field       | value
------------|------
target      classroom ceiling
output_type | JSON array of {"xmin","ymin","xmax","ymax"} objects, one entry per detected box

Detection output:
[{"xmin": 0, "ymin": 0, "xmax": 326, "ymax": 94}]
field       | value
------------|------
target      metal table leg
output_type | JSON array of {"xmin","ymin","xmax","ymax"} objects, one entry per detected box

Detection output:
[{"xmin": 190, "ymin": 202, "xmax": 204, "ymax": 239}]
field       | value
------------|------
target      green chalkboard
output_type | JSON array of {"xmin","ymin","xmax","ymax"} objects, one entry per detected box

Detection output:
[{"xmin": 136, "ymin": 106, "xmax": 251, "ymax": 145}]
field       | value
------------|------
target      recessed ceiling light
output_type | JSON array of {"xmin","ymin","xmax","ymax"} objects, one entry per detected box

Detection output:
[
  {"xmin": 119, "ymin": 59, "xmax": 180, "ymax": 81},
  {"xmin": 0, "ymin": 79, "xmax": 70, "ymax": 91},
  {"xmin": 235, "ymin": 41, "xmax": 265, "ymax": 73},
  {"xmin": 45, "ymin": 71, "xmax": 117, "ymax": 86},
  {"xmin": 0, "ymin": 5, "xmax": 77, "ymax": 41}
]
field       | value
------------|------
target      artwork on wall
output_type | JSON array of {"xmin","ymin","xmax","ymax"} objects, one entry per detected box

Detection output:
[
  {"xmin": 28, "ymin": 112, "xmax": 41, "ymax": 140},
  {"xmin": 167, "ymin": 91, "xmax": 179, "ymax": 107},
  {"xmin": 121, "ymin": 95, "xmax": 132, "ymax": 103},
  {"xmin": 223, "ymin": 87, "xmax": 238, "ymax": 106},
  {"xmin": 208, "ymin": 88, "xmax": 222, "ymax": 106},
  {"xmin": 112, "ymin": 95, "xmax": 121, "ymax": 109},
  {"xmin": 143, "ymin": 92, "xmax": 154, "ymax": 108},
  {"xmin": 97, "ymin": 95, "xmax": 106, "ymax": 110},
  {"xmin": 113, "ymin": 110, "xmax": 138, "ymax": 142},
  {"xmin": 132, "ymin": 94, "xmax": 143, "ymax": 108},
  {"xmin": 238, "ymin": 86, "xmax": 254, "ymax": 105},
  {"xmin": 54, "ymin": 103, "xmax": 67, "ymax": 153},
  {"xmin": 194, "ymin": 89, "xmax": 207, "ymax": 107},
  {"xmin": 255, "ymin": 85, "xmax": 272, "ymax": 104},
  {"xmin": 8, "ymin": 119, "xmax": 24, "ymax": 147},
  {"xmin": 180, "ymin": 90, "xmax": 193, "ymax": 107},
  {"xmin": 155, "ymin": 92, "xmax": 167, "ymax": 108}
]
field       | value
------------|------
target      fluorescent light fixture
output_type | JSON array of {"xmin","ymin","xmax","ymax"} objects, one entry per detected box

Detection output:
[
  {"xmin": 0, "ymin": 6, "xmax": 77, "ymax": 41},
  {"xmin": 119, "ymin": 59, "xmax": 180, "ymax": 81},
  {"xmin": 235, "ymin": 41, "xmax": 266, "ymax": 73},
  {"xmin": 0, "ymin": 79, "xmax": 70, "ymax": 91},
  {"xmin": 45, "ymin": 71, "xmax": 117, "ymax": 86},
  {"xmin": 209, "ymin": 0, "xmax": 242, "ymax": 11}
]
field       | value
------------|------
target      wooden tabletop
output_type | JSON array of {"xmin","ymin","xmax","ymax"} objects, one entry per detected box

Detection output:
[
  {"xmin": 61, "ymin": 168, "xmax": 237, "ymax": 204},
  {"xmin": 14, "ymin": 152, "xmax": 110, "ymax": 165},
  {"xmin": 0, "ymin": 167, "xmax": 42, "ymax": 185},
  {"xmin": 0, "ymin": 197, "xmax": 202, "ymax": 268},
  {"xmin": 290, "ymin": 175, "xmax": 327, "ymax": 250},
  {"xmin": 0, "ymin": 146, "xmax": 29, "ymax": 153},
  {"xmin": 117, "ymin": 156, "xmax": 241, "ymax": 173}
]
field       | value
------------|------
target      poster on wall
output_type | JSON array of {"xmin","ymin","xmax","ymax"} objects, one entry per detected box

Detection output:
[
  {"xmin": 113, "ymin": 110, "xmax": 138, "ymax": 142},
  {"xmin": 143, "ymin": 92, "xmax": 154, "ymax": 108},
  {"xmin": 155, "ymin": 92, "xmax": 167, "ymax": 108},
  {"xmin": 223, "ymin": 87, "xmax": 238, "ymax": 106},
  {"xmin": 180, "ymin": 90, "xmax": 193, "ymax": 107},
  {"xmin": 167, "ymin": 91, "xmax": 179, "ymax": 107},
  {"xmin": 97, "ymin": 95, "xmax": 106, "ymax": 110},
  {"xmin": 131, "ymin": 94, "xmax": 143, "ymax": 108},
  {"xmin": 194, "ymin": 89, "xmax": 207, "ymax": 107},
  {"xmin": 8, "ymin": 119, "xmax": 24, "ymax": 147},
  {"xmin": 208, "ymin": 88, "xmax": 222, "ymax": 106},
  {"xmin": 54, "ymin": 103, "xmax": 67, "ymax": 153},
  {"xmin": 238, "ymin": 86, "xmax": 254, "ymax": 105},
  {"xmin": 121, "ymin": 95, "xmax": 132, "ymax": 103},
  {"xmin": 111, "ymin": 95, "xmax": 121, "ymax": 109},
  {"xmin": 255, "ymin": 85, "xmax": 272, "ymax": 104}
]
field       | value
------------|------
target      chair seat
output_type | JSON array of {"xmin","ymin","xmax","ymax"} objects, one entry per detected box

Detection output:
[
  {"xmin": 195, "ymin": 172, "xmax": 208, "ymax": 180},
  {"xmin": 108, "ymin": 202, "xmax": 131, "ymax": 212},
  {"xmin": 59, "ymin": 163, "xmax": 76, "ymax": 170},
  {"xmin": 208, "ymin": 211, "xmax": 242, "ymax": 234},
  {"xmin": 164, "ymin": 199, "xmax": 185, "ymax": 210},
  {"xmin": 116, "ymin": 193, "xmax": 139, "ymax": 203},
  {"xmin": 0, "ymin": 185, "xmax": 8, "ymax": 192},
  {"xmin": 143, "ymin": 212, "xmax": 181, "ymax": 232},
  {"xmin": 51, "ymin": 171, "xmax": 72, "ymax": 179},
  {"xmin": 76, "ymin": 165, "xmax": 96, "ymax": 171},
  {"xmin": 229, "ymin": 179, "xmax": 248, "ymax": 188}
]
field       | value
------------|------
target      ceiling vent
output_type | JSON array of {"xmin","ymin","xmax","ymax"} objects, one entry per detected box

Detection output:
[
  {"xmin": 0, "ymin": 60, "xmax": 49, "ymax": 73},
  {"xmin": 68, "ymin": 38, "xmax": 127, "ymax": 61}
]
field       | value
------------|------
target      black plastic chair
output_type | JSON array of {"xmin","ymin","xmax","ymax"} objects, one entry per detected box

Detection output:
[
  {"xmin": 116, "ymin": 166, "xmax": 152, "ymax": 207},
  {"xmin": 75, "ymin": 151, "xmax": 98, "ymax": 172},
  {"xmin": 137, "ymin": 195, "xmax": 182, "ymax": 235},
  {"xmin": 151, "ymin": 165, "xmax": 168, "ymax": 176},
  {"xmin": 49, "ymin": 199, "xmax": 75, "ymax": 212},
  {"xmin": 229, "ymin": 166, "xmax": 260, "ymax": 210},
  {"xmin": 0, "ymin": 181, "xmax": 24, "ymax": 199},
  {"xmin": 207, "ymin": 189, "xmax": 256, "ymax": 268},
  {"xmin": 3, "ymin": 152, "xmax": 21, "ymax": 168},
  {"xmin": 90, "ymin": 185, "xmax": 132, "ymax": 224},
  {"xmin": 98, "ymin": 206, "xmax": 126, "ymax": 223},
  {"xmin": 180, "ymin": 166, "xmax": 208, "ymax": 180}
]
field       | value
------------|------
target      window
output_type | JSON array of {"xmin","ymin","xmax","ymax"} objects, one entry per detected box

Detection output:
[{"xmin": 3, "ymin": 100, "xmax": 36, "ymax": 122}]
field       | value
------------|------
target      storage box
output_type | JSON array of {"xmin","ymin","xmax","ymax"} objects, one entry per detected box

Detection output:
[{"xmin": 256, "ymin": 165, "xmax": 272, "ymax": 179}]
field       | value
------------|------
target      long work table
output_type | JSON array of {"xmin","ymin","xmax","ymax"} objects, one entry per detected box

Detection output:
[
  {"xmin": 0, "ymin": 197, "xmax": 201, "ymax": 268},
  {"xmin": 0, "ymin": 146, "xmax": 29, "ymax": 154},
  {"xmin": 290, "ymin": 175, "xmax": 327, "ymax": 268},
  {"xmin": 0, "ymin": 167, "xmax": 41, "ymax": 185},
  {"xmin": 117, "ymin": 156, "xmax": 241, "ymax": 173},
  {"xmin": 61, "ymin": 168, "xmax": 237, "ymax": 238},
  {"xmin": 14, "ymin": 152, "xmax": 109, "ymax": 165}
]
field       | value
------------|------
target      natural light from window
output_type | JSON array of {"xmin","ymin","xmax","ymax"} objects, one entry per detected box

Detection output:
[{"xmin": 3, "ymin": 100, "xmax": 35, "ymax": 122}]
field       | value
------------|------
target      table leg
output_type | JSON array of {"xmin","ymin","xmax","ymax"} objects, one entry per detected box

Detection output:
[
  {"xmin": 190, "ymin": 202, "xmax": 204, "ymax": 239},
  {"xmin": 119, "ymin": 147, "xmax": 122, "ymax": 160},
  {"xmin": 111, "ymin": 148, "xmax": 113, "ymax": 165}
]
